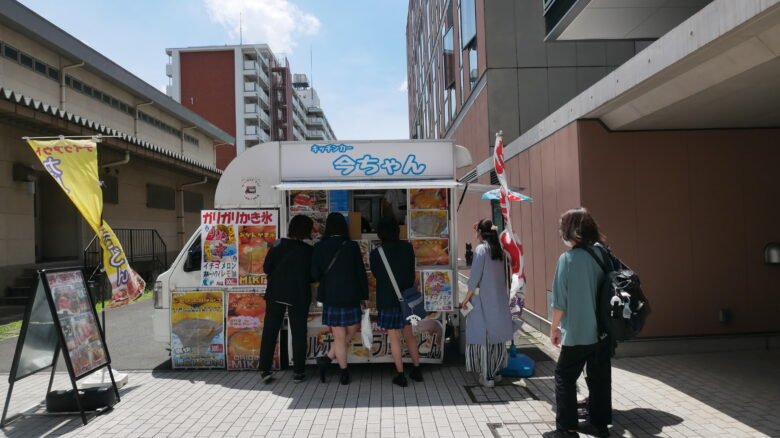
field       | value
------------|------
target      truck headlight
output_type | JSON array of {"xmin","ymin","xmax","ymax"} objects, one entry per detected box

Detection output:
[{"xmin": 153, "ymin": 281, "xmax": 163, "ymax": 309}]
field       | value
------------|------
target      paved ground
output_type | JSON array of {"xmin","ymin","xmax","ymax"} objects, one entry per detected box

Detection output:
[
  {"xmin": 0, "ymin": 299, "xmax": 170, "ymax": 373},
  {"xmin": 1, "ymin": 325, "xmax": 778, "ymax": 438}
]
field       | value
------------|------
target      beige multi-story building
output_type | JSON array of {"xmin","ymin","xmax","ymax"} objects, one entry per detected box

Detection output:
[{"xmin": 0, "ymin": 1, "xmax": 234, "ymax": 306}]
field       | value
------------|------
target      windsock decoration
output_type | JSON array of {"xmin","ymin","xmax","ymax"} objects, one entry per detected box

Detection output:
[{"xmin": 493, "ymin": 132, "xmax": 527, "ymax": 330}]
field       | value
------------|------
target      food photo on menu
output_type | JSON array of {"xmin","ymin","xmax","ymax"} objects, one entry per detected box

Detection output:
[
  {"xmin": 289, "ymin": 190, "xmax": 327, "ymax": 212},
  {"xmin": 238, "ymin": 225, "xmax": 276, "ymax": 285},
  {"xmin": 409, "ymin": 189, "xmax": 448, "ymax": 210},
  {"xmin": 410, "ymin": 210, "xmax": 449, "ymax": 238},
  {"xmin": 411, "ymin": 239, "xmax": 450, "ymax": 266}
]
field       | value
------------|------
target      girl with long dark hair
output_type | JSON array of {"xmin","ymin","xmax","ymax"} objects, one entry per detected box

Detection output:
[
  {"xmin": 368, "ymin": 216, "xmax": 422, "ymax": 387},
  {"xmin": 460, "ymin": 218, "xmax": 513, "ymax": 387},
  {"xmin": 312, "ymin": 213, "xmax": 368, "ymax": 385}
]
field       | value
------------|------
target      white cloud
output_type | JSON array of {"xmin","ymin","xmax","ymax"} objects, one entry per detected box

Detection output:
[
  {"xmin": 203, "ymin": 0, "xmax": 320, "ymax": 53},
  {"xmin": 397, "ymin": 80, "xmax": 407, "ymax": 92}
]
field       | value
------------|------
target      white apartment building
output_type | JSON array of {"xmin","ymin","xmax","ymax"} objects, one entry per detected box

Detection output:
[{"xmin": 166, "ymin": 45, "xmax": 336, "ymax": 166}]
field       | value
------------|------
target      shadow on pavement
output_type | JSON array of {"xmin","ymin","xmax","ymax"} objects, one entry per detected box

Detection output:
[
  {"xmin": 0, "ymin": 383, "xmax": 141, "ymax": 437},
  {"xmin": 611, "ymin": 408, "xmax": 683, "ymax": 437},
  {"xmin": 611, "ymin": 350, "xmax": 780, "ymax": 437}
]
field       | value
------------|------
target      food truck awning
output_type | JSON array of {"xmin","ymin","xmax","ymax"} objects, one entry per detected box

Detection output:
[{"xmin": 275, "ymin": 180, "xmax": 461, "ymax": 191}]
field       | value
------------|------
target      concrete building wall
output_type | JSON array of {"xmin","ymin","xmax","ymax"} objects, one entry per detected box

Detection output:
[
  {"xmin": 578, "ymin": 121, "xmax": 780, "ymax": 337},
  {"xmin": 483, "ymin": 0, "xmax": 645, "ymax": 144}
]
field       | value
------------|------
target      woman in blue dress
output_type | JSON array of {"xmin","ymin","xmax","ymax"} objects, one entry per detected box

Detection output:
[{"xmin": 460, "ymin": 219, "xmax": 513, "ymax": 387}]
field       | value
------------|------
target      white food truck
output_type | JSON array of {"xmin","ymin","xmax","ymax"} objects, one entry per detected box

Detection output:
[{"xmin": 153, "ymin": 140, "xmax": 473, "ymax": 369}]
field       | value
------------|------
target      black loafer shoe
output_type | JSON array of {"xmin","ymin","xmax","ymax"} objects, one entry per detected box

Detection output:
[{"xmin": 578, "ymin": 422, "xmax": 609, "ymax": 437}]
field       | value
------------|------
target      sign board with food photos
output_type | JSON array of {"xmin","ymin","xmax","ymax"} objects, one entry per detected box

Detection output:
[
  {"xmin": 201, "ymin": 209, "xmax": 278, "ymax": 288},
  {"xmin": 171, "ymin": 292, "xmax": 225, "ymax": 369},
  {"xmin": 3, "ymin": 268, "xmax": 121, "ymax": 426},
  {"xmin": 225, "ymin": 292, "xmax": 280, "ymax": 370},
  {"xmin": 44, "ymin": 270, "xmax": 109, "ymax": 378}
]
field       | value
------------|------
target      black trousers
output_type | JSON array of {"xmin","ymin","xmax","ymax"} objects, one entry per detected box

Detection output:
[
  {"xmin": 259, "ymin": 300, "xmax": 308, "ymax": 374},
  {"xmin": 554, "ymin": 339, "xmax": 612, "ymax": 430}
]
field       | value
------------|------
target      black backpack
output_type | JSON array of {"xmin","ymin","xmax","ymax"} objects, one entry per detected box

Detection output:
[{"xmin": 582, "ymin": 244, "xmax": 651, "ymax": 356}]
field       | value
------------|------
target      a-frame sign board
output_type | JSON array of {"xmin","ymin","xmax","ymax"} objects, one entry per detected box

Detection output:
[{"xmin": 1, "ymin": 268, "xmax": 120, "ymax": 427}]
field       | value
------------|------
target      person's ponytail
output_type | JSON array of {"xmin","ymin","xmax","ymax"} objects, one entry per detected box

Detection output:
[{"xmin": 476, "ymin": 219, "xmax": 504, "ymax": 261}]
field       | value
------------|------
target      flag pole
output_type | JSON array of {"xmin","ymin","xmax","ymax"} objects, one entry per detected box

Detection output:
[{"xmin": 22, "ymin": 134, "xmax": 122, "ymax": 141}]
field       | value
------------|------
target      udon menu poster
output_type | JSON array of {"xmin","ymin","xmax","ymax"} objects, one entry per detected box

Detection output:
[
  {"xmin": 45, "ymin": 270, "xmax": 108, "ymax": 377},
  {"xmin": 226, "ymin": 293, "xmax": 280, "ymax": 370},
  {"xmin": 201, "ymin": 209, "xmax": 278, "ymax": 288},
  {"xmin": 171, "ymin": 292, "xmax": 225, "ymax": 369}
]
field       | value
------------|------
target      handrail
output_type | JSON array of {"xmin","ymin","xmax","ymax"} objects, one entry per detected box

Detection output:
[{"xmin": 83, "ymin": 228, "xmax": 168, "ymax": 282}]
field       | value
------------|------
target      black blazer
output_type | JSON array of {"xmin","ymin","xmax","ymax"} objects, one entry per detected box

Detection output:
[
  {"xmin": 312, "ymin": 236, "xmax": 368, "ymax": 308},
  {"xmin": 263, "ymin": 238, "xmax": 314, "ymax": 308},
  {"xmin": 369, "ymin": 240, "xmax": 416, "ymax": 310}
]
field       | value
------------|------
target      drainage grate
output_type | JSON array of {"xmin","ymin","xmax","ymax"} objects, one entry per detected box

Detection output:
[
  {"xmin": 464, "ymin": 383, "xmax": 539, "ymax": 404},
  {"xmin": 488, "ymin": 422, "xmax": 557, "ymax": 437}
]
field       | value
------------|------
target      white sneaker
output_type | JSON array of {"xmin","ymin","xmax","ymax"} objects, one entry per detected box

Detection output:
[{"xmin": 478, "ymin": 375, "xmax": 495, "ymax": 388}]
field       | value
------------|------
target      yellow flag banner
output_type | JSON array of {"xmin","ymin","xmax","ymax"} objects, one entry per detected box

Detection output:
[{"xmin": 27, "ymin": 138, "xmax": 145, "ymax": 307}]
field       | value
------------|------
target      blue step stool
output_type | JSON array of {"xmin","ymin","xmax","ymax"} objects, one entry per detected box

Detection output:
[{"xmin": 500, "ymin": 344, "xmax": 535, "ymax": 377}]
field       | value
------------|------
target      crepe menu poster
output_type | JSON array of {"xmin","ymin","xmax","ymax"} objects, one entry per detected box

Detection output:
[
  {"xmin": 171, "ymin": 292, "xmax": 225, "ymax": 369},
  {"xmin": 201, "ymin": 209, "xmax": 278, "ymax": 287}
]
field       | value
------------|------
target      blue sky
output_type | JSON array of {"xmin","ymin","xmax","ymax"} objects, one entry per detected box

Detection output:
[{"xmin": 19, "ymin": 0, "xmax": 411, "ymax": 140}]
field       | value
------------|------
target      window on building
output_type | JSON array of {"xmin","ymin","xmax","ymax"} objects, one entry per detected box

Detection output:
[
  {"xmin": 47, "ymin": 67, "xmax": 59, "ymax": 81},
  {"xmin": 183, "ymin": 191, "xmax": 203, "ymax": 212},
  {"xmin": 34, "ymin": 60, "xmax": 47, "ymax": 74},
  {"xmin": 468, "ymin": 44, "xmax": 478, "ymax": 88},
  {"xmin": 101, "ymin": 174, "xmax": 119, "ymax": 204},
  {"xmin": 459, "ymin": 0, "xmax": 476, "ymax": 49},
  {"xmin": 3, "ymin": 44, "xmax": 18, "ymax": 62},
  {"xmin": 84, "ymin": 85, "xmax": 94, "ymax": 97},
  {"xmin": 19, "ymin": 52, "xmax": 33, "ymax": 68},
  {"xmin": 146, "ymin": 184, "xmax": 175, "ymax": 210}
]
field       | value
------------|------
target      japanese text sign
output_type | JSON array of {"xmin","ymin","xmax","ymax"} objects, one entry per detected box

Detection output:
[{"xmin": 280, "ymin": 141, "xmax": 455, "ymax": 181}]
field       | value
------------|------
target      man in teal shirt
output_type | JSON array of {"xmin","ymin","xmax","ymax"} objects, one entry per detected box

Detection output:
[{"xmin": 548, "ymin": 208, "xmax": 612, "ymax": 438}]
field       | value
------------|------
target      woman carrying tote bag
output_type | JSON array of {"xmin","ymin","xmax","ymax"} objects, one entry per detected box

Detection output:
[
  {"xmin": 460, "ymin": 219, "xmax": 513, "ymax": 388},
  {"xmin": 312, "ymin": 213, "xmax": 368, "ymax": 385},
  {"xmin": 369, "ymin": 216, "xmax": 422, "ymax": 387}
]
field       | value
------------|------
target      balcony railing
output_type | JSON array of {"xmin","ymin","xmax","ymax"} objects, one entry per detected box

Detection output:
[
  {"xmin": 246, "ymin": 125, "xmax": 259, "ymax": 136},
  {"xmin": 83, "ymin": 228, "xmax": 168, "ymax": 284},
  {"xmin": 245, "ymin": 103, "xmax": 258, "ymax": 114},
  {"xmin": 244, "ymin": 82, "xmax": 258, "ymax": 92}
]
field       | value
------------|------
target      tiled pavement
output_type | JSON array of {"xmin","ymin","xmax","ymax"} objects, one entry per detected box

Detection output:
[{"xmin": 1, "ymin": 328, "xmax": 779, "ymax": 437}]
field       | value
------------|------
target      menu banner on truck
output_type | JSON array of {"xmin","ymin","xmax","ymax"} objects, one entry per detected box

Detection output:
[
  {"xmin": 301, "ymin": 315, "xmax": 444, "ymax": 364},
  {"xmin": 171, "ymin": 292, "xmax": 225, "ymax": 369},
  {"xmin": 201, "ymin": 209, "xmax": 278, "ymax": 287},
  {"xmin": 225, "ymin": 292, "xmax": 280, "ymax": 370}
]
